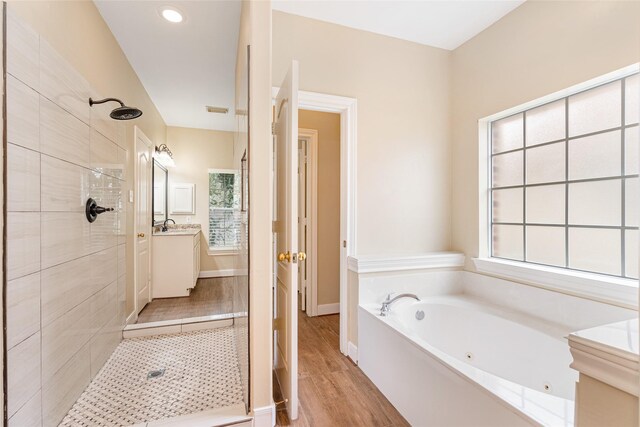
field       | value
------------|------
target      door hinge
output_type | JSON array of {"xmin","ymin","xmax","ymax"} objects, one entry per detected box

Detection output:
[{"xmin": 271, "ymin": 122, "xmax": 276, "ymax": 135}]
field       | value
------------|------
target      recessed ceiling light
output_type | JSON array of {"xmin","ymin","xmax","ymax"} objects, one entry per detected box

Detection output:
[{"xmin": 161, "ymin": 8, "xmax": 183, "ymax": 23}]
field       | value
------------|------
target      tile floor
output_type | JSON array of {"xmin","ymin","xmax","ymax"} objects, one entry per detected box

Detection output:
[
  {"xmin": 60, "ymin": 327, "xmax": 244, "ymax": 426},
  {"xmin": 136, "ymin": 277, "xmax": 234, "ymax": 324}
]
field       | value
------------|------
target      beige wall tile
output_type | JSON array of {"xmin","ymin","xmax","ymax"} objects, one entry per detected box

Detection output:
[
  {"xmin": 41, "ymin": 212, "xmax": 91, "ymax": 269},
  {"xmin": 7, "ymin": 75, "xmax": 39, "ymax": 151},
  {"xmin": 8, "ymin": 331, "xmax": 41, "ymax": 417},
  {"xmin": 90, "ymin": 211, "xmax": 118, "ymax": 253},
  {"xmin": 41, "ymin": 298, "xmax": 92, "ymax": 384},
  {"xmin": 91, "ymin": 129, "xmax": 119, "ymax": 178},
  {"xmin": 91, "ymin": 281, "xmax": 118, "ymax": 335},
  {"xmin": 117, "ymin": 244, "xmax": 126, "ymax": 278},
  {"xmin": 41, "ymin": 154, "xmax": 91, "ymax": 212},
  {"xmin": 40, "ymin": 38, "xmax": 91, "ymax": 124},
  {"xmin": 40, "ymin": 96, "xmax": 90, "ymax": 168},
  {"xmin": 8, "ymin": 390, "xmax": 41, "ymax": 427},
  {"xmin": 8, "ymin": 143, "xmax": 40, "ymax": 212},
  {"xmin": 7, "ymin": 272, "xmax": 40, "ymax": 350},
  {"xmin": 91, "ymin": 247, "xmax": 118, "ymax": 294},
  {"xmin": 90, "ymin": 314, "xmax": 121, "ymax": 378},
  {"xmin": 42, "ymin": 344, "xmax": 91, "ymax": 427},
  {"xmin": 117, "ymin": 274, "xmax": 127, "ymax": 325},
  {"xmin": 117, "ymin": 146, "xmax": 127, "ymax": 181},
  {"xmin": 6, "ymin": 9, "xmax": 39, "ymax": 90},
  {"xmin": 89, "ymin": 97, "xmax": 118, "ymax": 143},
  {"xmin": 7, "ymin": 212, "xmax": 40, "ymax": 280},
  {"xmin": 41, "ymin": 255, "xmax": 92, "ymax": 327}
]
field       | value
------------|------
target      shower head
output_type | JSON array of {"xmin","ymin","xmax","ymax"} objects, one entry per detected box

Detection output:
[{"xmin": 89, "ymin": 97, "xmax": 143, "ymax": 120}]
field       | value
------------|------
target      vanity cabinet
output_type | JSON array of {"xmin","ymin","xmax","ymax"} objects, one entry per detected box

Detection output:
[{"xmin": 152, "ymin": 230, "xmax": 201, "ymax": 298}]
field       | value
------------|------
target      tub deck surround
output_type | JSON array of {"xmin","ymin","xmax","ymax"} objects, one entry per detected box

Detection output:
[
  {"xmin": 568, "ymin": 319, "xmax": 639, "ymax": 397},
  {"xmin": 5, "ymin": 9, "xmax": 129, "ymax": 426}
]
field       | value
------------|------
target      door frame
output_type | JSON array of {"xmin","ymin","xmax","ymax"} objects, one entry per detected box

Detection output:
[
  {"xmin": 132, "ymin": 125, "xmax": 153, "ymax": 323},
  {"xmin": 298, "ymin": 128, "xmax": 318, "ymax": 316},
  {"xmin": 272, "ymin": 88, "xmax": 357, "ymax": 356}
]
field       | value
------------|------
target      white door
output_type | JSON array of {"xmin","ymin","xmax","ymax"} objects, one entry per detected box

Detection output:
[
  {"xmin": 135, "ymin": 127, "xmax": 152, "ymax": 314},
  {"xmin": 274, "ymin": 61, "xmax": 300, "ymax": 420}
]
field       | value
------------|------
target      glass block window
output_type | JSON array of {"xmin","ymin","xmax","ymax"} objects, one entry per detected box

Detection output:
[
  {"xmin": 209, "ymin": 169, "xmax": 240, "ymax": 249},
  {"xmin": 490, "ymin": 72, "xmax": 639, "ymax": 279}
]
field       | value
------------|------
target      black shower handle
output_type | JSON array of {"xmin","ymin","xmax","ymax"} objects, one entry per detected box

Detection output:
[{"xmin": 86, "ymin": 198, "xmax": 115, "ymax": 223}]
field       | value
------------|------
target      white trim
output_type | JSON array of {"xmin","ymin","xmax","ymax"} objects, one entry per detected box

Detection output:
[
  {"xmin": 348, "ymin": 252, "xmax": 465, "ymax": 274},
  {"xmin": 569, "ymin": 338, "xmax": 639, "ymax": 397},
  {"xmin": 199, "ymin": 269, "xmax": 243, "ymax": 278},
  {"xmin": 251, "ymin": 404, "xmax": 276, "ymax": 427},
  {"xmin": 317, "ymin": 303, "xmax": 340, "ymax": 316},
  {"xmin": 298, "ymin": 128, "xmax": 319, "ymax": 317},
  {"xmin": 206, "ymin": 247, "xmax": 238, "ymax": 256},
  {"xmin": 274, "ymin": 87, "xmax": 358, "ymax": 356},
  {"xmin": 125, "ymin": 310, "xmax": 138, "ymax": 326},
  {"xmin": 472, "ymin": 257, "xmax": 638, "ymax": 309},
  {"xmin": 348, "ymin": 341, "xmax": 358, "ymax": 363}
]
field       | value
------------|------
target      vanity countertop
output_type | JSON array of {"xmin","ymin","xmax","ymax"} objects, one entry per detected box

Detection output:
[{"xmin": 153, "ymin": 229, "xmax": 200, "ymax": 237}]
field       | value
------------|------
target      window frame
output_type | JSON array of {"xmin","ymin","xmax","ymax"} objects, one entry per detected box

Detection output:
[
  {"xmin": 208, "ymin": 168, "xmax": 240, "ymax": 251},
  {"xmin": 476, "ymin": 64, "xmax": 640, "ymax": 308}
]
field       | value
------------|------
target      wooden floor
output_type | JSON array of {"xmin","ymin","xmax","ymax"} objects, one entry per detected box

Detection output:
[
  {"xmin": 136, "ymin": 277, "xmax": 234, "ymax": 323},
  {"xmin": 274, "ymin": 312, "xmax": 409, "ymax": 427}
]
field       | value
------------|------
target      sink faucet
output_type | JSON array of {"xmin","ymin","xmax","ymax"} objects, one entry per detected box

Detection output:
[
  {"xmin": 162, "ymin": 218, "xmax": 176, "ymax": 232},
  {"xmin": 380, "ymin": 293, "xmax": 420, "ymax": 317}
]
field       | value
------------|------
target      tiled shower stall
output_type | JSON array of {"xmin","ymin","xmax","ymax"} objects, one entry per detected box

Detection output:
[{"xmin": 6, "ymin": 9, "xmax": 127, "ymax": 426}]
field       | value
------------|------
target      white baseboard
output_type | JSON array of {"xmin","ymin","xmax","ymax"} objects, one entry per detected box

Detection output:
[
  {"xmin": 252, "ymin": 403, "xmax": 275, "ymax": 427},
  {"xmin": 199, "ymin": 269, "xmax": 241, "ymax": 278},
  {"xmin": 125, "ymin": 310, "xmax": 137, "ymax": 326},
  {"xmin": 348, "ymin": 341, "xmax": 358, "ymax": 363},
  {"xmin": 317, "ymin": 303, "xmax": 340, "ymax": 316}
]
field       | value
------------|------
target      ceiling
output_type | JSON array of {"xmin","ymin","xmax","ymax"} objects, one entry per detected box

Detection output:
[
  {"xmin": 272, "ymin": 0, "xmax": 525, "ymax": 51},
  {"xmin": 95, "ymin": 1, "xmax": 241, "ymax": 131}
]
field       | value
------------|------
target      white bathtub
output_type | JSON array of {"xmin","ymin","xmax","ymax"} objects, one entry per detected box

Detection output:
[{"xmin": 359, "ymin": 295, "xmax": 576, "ymax": 426}]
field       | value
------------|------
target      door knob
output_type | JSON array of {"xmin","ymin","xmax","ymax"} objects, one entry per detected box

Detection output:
[
  {"xmin": 278, "ymin": 251, "xmax": 291, "ymax": 262},
  {"xmin": 298, "ymin": 252, "xmax": 307, "ymax": 261},
  {"xmin": 137, "ymin": 233, "xmax": 145, "ymax": 238}
]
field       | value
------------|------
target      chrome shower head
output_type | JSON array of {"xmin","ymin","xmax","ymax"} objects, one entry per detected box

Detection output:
[{"xmin": 89, "ymin": 97, "xmax": 143, "ymax": 120}]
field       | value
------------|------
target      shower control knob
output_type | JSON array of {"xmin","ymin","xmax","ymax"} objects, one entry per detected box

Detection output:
[{"xmin": 85, "ymin": 198, "xmax": 115, "ymax": 223}]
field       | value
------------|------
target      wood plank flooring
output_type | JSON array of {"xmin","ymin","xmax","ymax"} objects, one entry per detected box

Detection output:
[
  {"xmin": 275, "ymin": 312, "xmax": 409, "ymax": 427},
  {"xmin": 136, "ymin": 277, "xmax": 234, "ymax": 323}
]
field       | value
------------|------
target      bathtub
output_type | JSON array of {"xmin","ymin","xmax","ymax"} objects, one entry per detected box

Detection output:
[{"xmin": 359, "ymin": 295, "xmax": 577, "ymax": 426}]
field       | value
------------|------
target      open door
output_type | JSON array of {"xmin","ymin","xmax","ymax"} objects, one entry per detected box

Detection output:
[
  {"xmin": 135, "ymin": 127, "xmax": 152, "ymax": 315},
  {"xmin": 274, "ymin": 60, "xmax": 300, "ymax": 420}
]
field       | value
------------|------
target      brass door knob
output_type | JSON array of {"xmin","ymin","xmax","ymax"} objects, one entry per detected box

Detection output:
[
  {"xmin": 137, "ymin": 232, "xmax": 145, "ymax": 238},
  {"xmin": 298, "ymin": 252, "xmax": 307, "ymax": 261},
  {"xmin": 278, "ymin": 251, "xmax": 291, "ymax": 262}
]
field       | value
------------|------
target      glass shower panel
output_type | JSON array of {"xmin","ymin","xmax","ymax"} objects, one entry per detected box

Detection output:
[
  {"xmin": 568, "ymin": 80, "xmax": 621, "ymax": 137},
  {"xmin": 626, "ymin": 74, "xmax": 639, "ymax": 126},
  {"xmin": 526, "ymin": 184, "xmax": 565, "ymax": 224},
  {"xmin": 625, "ymin": 127, "xmax": 639, "ymax": 175},
  {"xmin": 526, "ymin": 142, "xmax": 565, "ymax": 184},
  {"xmin": 492, "ymin": 188, "xmax": 523, "ymax": 223},
  {"xmin": 568, "ymin": 130, "xmax": 621, "ymax": 180},
  {"xmin": 492, "ymin": 113, "xmax": 523, "ymax": 154},
  {"xmin": 526, "ymin": 99, "xmax": 565, "ymax": 146},
  {"xmin": 568, "ymin": 228, "xmax": 621, "ymax": 275},
  {"xmin": 568, "ymin": 180, "xmax": 621, "ymax": 226},
  {"xmin": 492, "ymin": 224, "xmax": 523, "ymax": 260},
  {"xmin": 492, "ymin": 150, "xmax": 523, "ymax": 188},
  {"xmin": 526, "ymin": 226, "xmax": 565, "ymax": 267}
]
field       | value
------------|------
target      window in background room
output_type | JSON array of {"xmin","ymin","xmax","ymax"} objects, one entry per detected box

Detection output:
[
  {"xmin": 209, "ymin": 169, "xmax": 241, "ymax": 249},
  {"xmin": 490, "ymin": 72, "xmax": 639, "ymax": 279}
]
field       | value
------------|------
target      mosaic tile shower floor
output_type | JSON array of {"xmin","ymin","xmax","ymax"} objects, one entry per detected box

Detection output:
[{"xmin": 60, "ymin": 327, "xmax": 244, "ymax": 426}]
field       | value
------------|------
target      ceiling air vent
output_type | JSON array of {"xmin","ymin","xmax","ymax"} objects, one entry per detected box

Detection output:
[{"xmin": 206, "ymin": 106, "xmax": 229, "ymax": 114}]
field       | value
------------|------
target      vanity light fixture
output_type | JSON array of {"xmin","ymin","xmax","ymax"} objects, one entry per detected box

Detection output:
[
  {"xmin": 161, "ymin": 7, "xmax": 183, "ymax": 23},
  {"xmin": 155, "ymin": 144, "xmax": 176, "ymax": 168}
]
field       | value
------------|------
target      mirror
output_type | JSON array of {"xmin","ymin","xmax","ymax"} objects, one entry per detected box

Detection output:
[{"xmin": 153, "ymin": 160, "xmax": 168, "ymax": 224}]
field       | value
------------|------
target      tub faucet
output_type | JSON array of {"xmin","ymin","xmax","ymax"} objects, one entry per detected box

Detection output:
[
  {"xmin": 162, "ymin": 218, "xmax": 176, "ymax": 232},
  {"xmin": 380, "ymin": 293, "xmax": 420, "ymax": 316}
]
